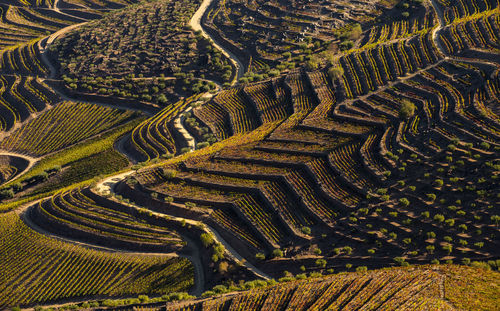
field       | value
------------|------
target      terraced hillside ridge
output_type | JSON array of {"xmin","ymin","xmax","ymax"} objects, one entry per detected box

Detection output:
[
  {"xmin": 0, "ymin": 0, "xmax": 136, "ymax": 51},
  {"xmin": 49, "ymin": 0, "xmax": 232, "ymax": 107},
  {"xmin": 0, "ymin": 0, "xmax": 156, "ymax": 204},
  {"xmin": 0, "ymin": 101, "xmax": 138, "ymax": 156},
  {"xmin": 23, "ymin": 182, "xmax": 259, "ymax": 298},
  {"xmin": 159, "ymin": 265, "xmax": 499, "ymax": 311},
  {"xmin": 0, "ymin": 211, "xmax": 194, "ymax": 309},
  {"xmin": 433, "ymin": 0, "xmax": 499, "ymax": 24},
  {"xmin": 122, "ymin": 95, "xmax": 214, "ymax": 162},
  {"xmin": 0, "ymin": 0, "xmax": 142, "ymax": 135},
  {"xmin": 203, "ymin": 0, "xmax": 430, "ymax": 75},
  {"xmin": 0, "ymin": 0, "xmax": 498, "ymax": 309},
  {"xmin": 31, "ymin": 186, "xmax": 188, "ymax": 252},
  {"xmin": 105, "ymin": 0, "xmax": 500, "ymax": 278},
  {"xmin": 0, "ymin": 75, "xmax": 59, "ymax": 133}
]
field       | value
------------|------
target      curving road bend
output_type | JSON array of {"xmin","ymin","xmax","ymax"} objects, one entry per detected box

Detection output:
[
  {"xmin": 15, "ymin": 0, "xmax": 264, "ymax": 295},
  {"xmin": 52, "ymin": 0, "xmax": 88, "ymax": 22},
  {"xmin": 429, "ymin": 0, "xmax": 448, "ymax": 57},
  {"xmin": 39, "ymin": 22, "xmax": 87, "ymax": 79},
  {"xmin": 190, "ymin": 0, "xmax": 245, "ymax": 84},
  {"xmin": 95, "ymin": 174, "xmax": 271, "ymax": 281},
  {"xmin": 174, "ymin": 107, "xmax": 197, "ymax": 151},
  {"xmin": 174, "ymin": 90, "xmax": 219, "ymax": 153},
  {"xmin": 0, "ymin": 151, "xmax": 40, "ymax": 185}
]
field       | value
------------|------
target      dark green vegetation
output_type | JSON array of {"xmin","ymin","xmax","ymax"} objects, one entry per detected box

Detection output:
[
  {"xmin": 0, "ymin": 0, "xmax": 498, "ymax": 309},
  {"xmin": 50, "ymin": 0, "xmax": 231, "ymax": 106}
]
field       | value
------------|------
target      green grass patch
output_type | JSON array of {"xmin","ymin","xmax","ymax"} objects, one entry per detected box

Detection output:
[
  {"xmin": 0, "ymin": 117, "xmax": 144, "ymax": 212},
  {"xmin": 20, "ymin": 117, "xmax": 143, "ymax": 182},
  {"xmin": 31, "ymin": 148, "xmax": 129, "ymax": 195}
]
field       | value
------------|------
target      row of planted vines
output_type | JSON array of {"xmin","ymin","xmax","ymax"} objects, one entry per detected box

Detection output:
[{"xmin": 0, "ymin": 212, "xmax": 194, "ymax": 308}]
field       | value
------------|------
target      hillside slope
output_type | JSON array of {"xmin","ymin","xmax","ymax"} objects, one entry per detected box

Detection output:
[
  {"xmin": 50, "ymin": 0, "xmax": 232, "ymax": 107},
  {"xmin": 159, "ymin": 265, "xmax": 499, "ymax": 311}
]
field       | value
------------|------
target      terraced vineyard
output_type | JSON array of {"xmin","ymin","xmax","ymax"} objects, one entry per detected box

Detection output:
[
  {"xmin": 0, "ymin": 101, "xmax": 138, "ymax": 156},
  {"xmin": 0, "ymin": 0, "xmax": 143, "ymax": 135},
  {"xmin": 0, "ymin": 0, "xmax": 133, "ymax": 51},
  {"xmin": 104, "ymin": 0, "xmax": 500, "ymax": 278},
  {"xmin": 0, "ymin": 75, "xmax": 59, "ymax": 132},
  {"xmin": 0, "ymin": 212, "xmax": 193, "ymax": 309},
  {"xmin": 162, "ymin": 265, "xmax": 499, "ymax": 311},
  {"xmin": 204, "ymin": 0, "xmax": 430, "ymax": 74},
  {"xmin": 119, "ymin": 58, "xmax": 498, "ymax": 271},
  {"xmin": 0, "ymin": 0, "xmax": 498, "ymax": 309},
  {"xmin": 124, "ymin": 96, "xmax": 201, "ymax": 161},
  {"xmin": 32, "ymin": 186, "xmax": 187, "ymax": 251}
]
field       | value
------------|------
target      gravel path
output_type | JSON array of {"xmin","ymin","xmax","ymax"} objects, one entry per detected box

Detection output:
[{"xmin": 189, "ymin": 0, "xmax": 245, "ymax": 83}]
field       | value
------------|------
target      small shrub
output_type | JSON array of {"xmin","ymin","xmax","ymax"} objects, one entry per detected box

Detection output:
[
  {"xmin": 399, "ymin": 100, "xmax": 415, "ymax": 120},
  {"xmin": 433, "ymin": 214, "xmax": 445, "ymax": 222},
  {"xmin": 161, "ymin": 169, "xmax": 178, "ymax": 179},
  {"xmin": 301, "ymin": 226, "xmax": 311, "ymax": 235},
  {"xmin": 200, "ymin": 233, "xmax": 214, "ymax": 247},
  {"xmin": 398, "ymin": 198, "xmax": 410, "ymax": 207},
  {"xmin": 315, "ymin": 259, "xmax": 327, "ymax": 268},
  {"xmin": 272, "ymin": 248, "xmax": 283, "ymax": 258}
]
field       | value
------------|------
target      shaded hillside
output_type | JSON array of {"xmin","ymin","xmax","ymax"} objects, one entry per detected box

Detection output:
[
  {"xmin": 50, "ymin": 0, "xmax": 233, "ymax": 106},
  {"xmin": 204, "ymin": 0, "xmax": 429, "ymax": 74},
  {"xmin": 105, "ymin": 3, "xmax": 500, "ymax": 278}
]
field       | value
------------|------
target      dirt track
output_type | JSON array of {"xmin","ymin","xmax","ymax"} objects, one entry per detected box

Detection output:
[{"xmin": 189, "ymin": 0, "xmax": 245, "ymax": 83}]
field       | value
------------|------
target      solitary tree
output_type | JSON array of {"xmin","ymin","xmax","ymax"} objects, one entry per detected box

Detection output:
[
  {"xmin": 399, "ymin": 100, "xmax": 416, "ymax": 120},
  {"xmin": 272, "ymin": 248, "xmax": 284, "ymax": 258},
  {"xmin": 328, "ymin": 66, "xmax": 344, "ymax": 81},
  {"xmin": 426, "ymin": 245, "xmax": 435, "ymax": 254}
]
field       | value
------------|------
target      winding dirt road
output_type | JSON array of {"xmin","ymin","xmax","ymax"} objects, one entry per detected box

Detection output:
[
  {"xmin": 95, "ymin": 174, "xmax": 271, "ymax": 280},
  {"xmin": 190, "ymin": 0, "xmax": 245, "ymax": 83},
  {"xmin": 10, "ymin": 0, "xmax": 264, "ymax": 299},
  {"xmin": 429, "ymin": 0, "xmax": 449, "ymax": 57},
  {"xmin": 0, "ymin": 151, "xmax": 39, "ymax": 185},
  {"xmin": 174, "ymin": 90, "xmax": 219, "ymax": 153},
  {"xmin": 174, "ymin": 107, "xmax": 197, "ymax": 151},
  {"xmin": 52, "ymin": 0, "xmax": 88, "ymax": 22},
  {"xmin": 18, "ymin": 192, "xmax": 206, "ymax": 297}
]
